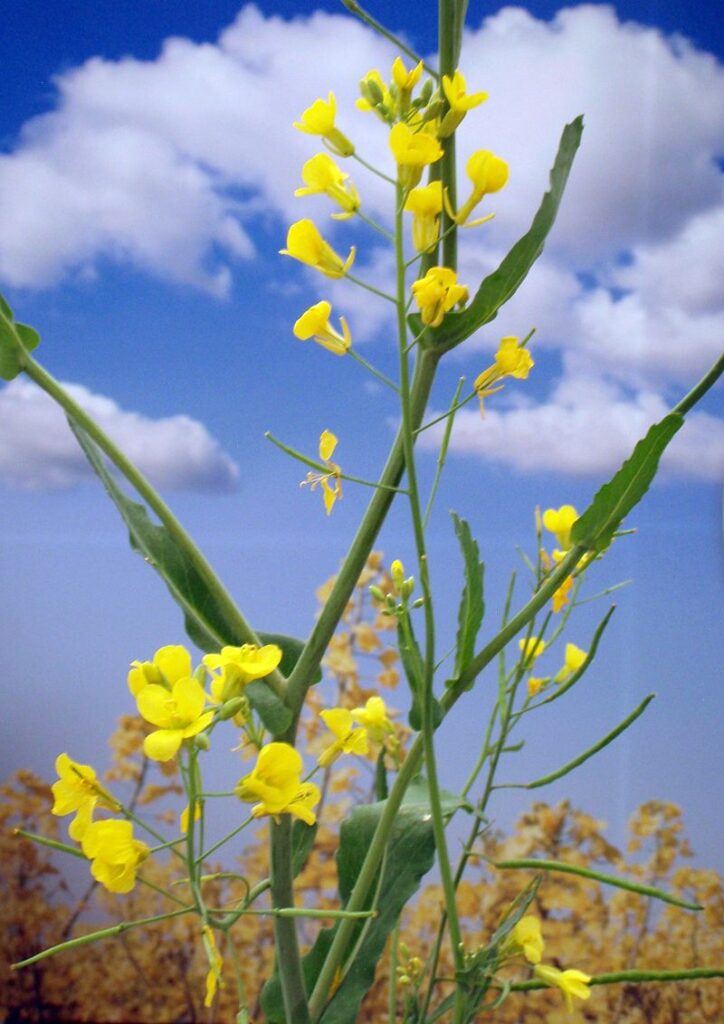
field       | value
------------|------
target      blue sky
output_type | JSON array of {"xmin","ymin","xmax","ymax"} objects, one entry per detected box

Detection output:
[{"xmin": 1, "ymin": 2, "xmax": 722, "ymax": 868}]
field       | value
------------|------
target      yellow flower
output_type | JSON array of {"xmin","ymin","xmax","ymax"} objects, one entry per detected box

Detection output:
[
  {"xmin": 404, "ymin": 181, "xmax": 443, "ymax": 253},
  {"xmin": 350, "ymin": 696, "xmax": 394, "ymax": 744},
  {"xmin": 136, "ymin": 676, "xmax": 214, "ymax": 761},
  {"xmin": 80, "ymin": 819, "xmax": 150, "ymax": 894},
  {"xmin": 534, "ymin": 964, "xmax": 592, "ymax": 1012},
  {"xmin": 527, "ymin": 675, "xmax": 548, "ymax": 698},
  {"xmin": 302, "ymin": 429, "xmax": 343, "ymax": 515},
  {"xmin": 543, "ymin": 505, "xmax": 579, "ymax": 550},
  {"xmin": 391, "ymin": 57, "xmax": 423, "ymax": 113},
  {"xmin": 509, "ymin": 915, "xmax": 545, "ymax": 964},
  {"xmin": 202, "ymin": 926, "xmax": 224, "ymax": 1008},
  {"xmin": 474, "ymin": 336, "xmax": 534, "ymax": 414},
  {"xmin": 453, "ymin": 149, "xmax": 509, "ymax": 226},
  {"xmin": 356, "ymin": 70, "xmax": 393, "ymax": 120},
  {"xmin": 280, "ymin": 219, "xmax": 355, "ymax": 279},
  {"xmin": 293, "ymin": 300, "xmax": 351, "ymax": 356},
  {"xmin": 235, "ymin": 742, "xmax": 320, "ymax": 824},
  {"xmin": 293, "ymin": 91, "xmax": 354, "ymax": 157},
  {"xmin": 389, "ymin": 123, "xmax": 444, "ymax": 189},
  {"xmin": 294, "ymin": 153, "xmax": 360, "ymax": 219},
  {"xmin": 392, "ymin": 56, "xmax": 424, "ymax": 92},
  {"xmin": 202, "ymin": 643, "xmax": 282, "ymax": 703},
  {"xmin": 51, "ymin": 753, "xmax": 119, "ymax": 841},
  {"xmin": 555, "ymin": 643, "xmax": 588, "ymax": 683},
  {"xmin": 127, "ymin": 644, "xmax": 192, "ymax": 697},
  {"xmin": 519, "ymin": 635, "xmax": 546, "ymax": 663},
  {"xmin": 411, "ymin": 266, "xmax": 468, "ymax": 327},
  {"xmin": 552, "ymin": 574, "xmax": 574, "ymax": 613},
  {"xmin": 318, "ymin": 708, "xmax": 369, "ymax": 767},
  {"xmin": 439, "ymin": 70, "xmax": 488, "ymax": 136}
]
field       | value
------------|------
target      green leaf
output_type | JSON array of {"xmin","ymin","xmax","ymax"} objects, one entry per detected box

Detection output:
[
  {"xmin": 69, "ymin": 423, "xmax": 314, "ymax": 692},
  {"xmin": 0, "ymin": 296, "xmax": 41, "ymax": 380},
  {"xmin": 451, "ymin": 512, "xmax": 485, "ymax": 680},
  {"xmin": 291, "ymin": 820, "xmax": 318, "ymax": 878},
  {"xmin": 244, "ymin": 680, "xmax": 292, "ymax": 733},
  {"xmin": 409, "ymin": 117, "xmax": 584, "ymax": 352},
  {"xmin": 261, "ymin": 786, "xmax": 440, "ymax": 1024},
  {"xmin": 571, "ymin": 414, "xmax": 684, "ymax": 553}
]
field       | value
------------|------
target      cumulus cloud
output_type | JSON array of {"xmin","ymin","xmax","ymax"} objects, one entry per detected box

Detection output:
[
  {"xmin": 1, "ymin": 4, "xmax": 722, "ymax": 290},
  {"xmin": 419, "ymin": 375, "xmax": 724, "ymax": 480},
  {"xmin": 0, "ymin": 3, "xmax": 721, "ymax": 478},
  {"xmin": 0, "ymin": 379, "xmax": 240, "ymax": 492}
]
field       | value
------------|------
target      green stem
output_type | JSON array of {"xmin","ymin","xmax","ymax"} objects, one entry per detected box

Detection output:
[
  {"xmin": 511, "ymin": 967, "xmax": 724, "ymax": 991},
  {"xmin": 347, "ymin": 347, "xmax": 400, "ymax": 392},
  {"xmin": 196, "ymin": 815, "xmax": 253, "ymax": 865},
  {"xmin": 341, "ymin": 0, "xmax": 440, "ymax": 79},
  {"xmin": 308, "ymin": 739, "xmax": 424, "ymax": 1019},
  {"xmin": 395, "ymin": 177, "xmax": 466, "ymax": 991},
  {"xmin": 499, "ymin": 693, "xmax": 655, "ymax": 790},
  {"xmin": 356, "ymin": 209, "xmax": 395, "ymax": 241},
  {"xmin": 423, "ymin": 376, "xmax": 465, "ymax": 528},
  {"xmin": 12, "ymin": 907, "xmax": 193, "ymax": 969},
  {"xmin": 672, "ymin": 352, "xmax": 723, "ymax": 415},
  {"xmin": 270, "ymin": 816, "xmax": 311, "ymax": 1023},
  {"xmin": 13, "ymin": 829, "xmax": 85, "ymax": 859},
  {"xmin": 492, "ymin": 858, "xmax": 702, "ymax": 911},
  {"xmin": 352, "ymin": 151, "xmax": 398, "ymax": 186},
  {"xmin": 18, "ymin": 349, "xmax": 284, "ymax": 697},
  {"xmin": 284, "ymin": 346, "xmax": 439, "ymax": 723},
  {"xmin": 346, "ymin": 272, "xmax": 397, "ymax": 304},
  {"xmin": 438, "ymin": 0, "xmax": 461, "ymax": 273}
]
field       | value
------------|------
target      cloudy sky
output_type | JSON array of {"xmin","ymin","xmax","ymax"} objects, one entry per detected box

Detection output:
[{"xmin": 1, "ymin": 2, "xmax": 722, "ymax": 867}]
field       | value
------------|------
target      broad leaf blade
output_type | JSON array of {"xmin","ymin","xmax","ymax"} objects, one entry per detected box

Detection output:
[
  {"xmin": 260, "ymin": 787, "xmax": 440, "ymax": 1024},
  {"xmin": 409, "ymin": 117, "xmax": 584, "ymax": 351},
  {"xmin": 451, "ymin": 512, "xmax": 485, "ymax": 678},
  {"xmin": 571, "ymin": 414, "xmax": 683, "ymax": 553},
  {"xmin": 245, "ymin": 679, "xmax": 292, "ymax": 733}
]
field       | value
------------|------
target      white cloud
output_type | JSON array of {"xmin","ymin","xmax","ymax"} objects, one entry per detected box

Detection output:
[
  {"xmin": 1, "ymin": 4, "xmax": 721, "ymax": 290},
  {"xmin": 0, "ymin": 3, "xmax": 721, "ymax": 479},
  {"xmin": 0, "ymin": 379, "xmax": 240, "ymax": 492},
  {"xmin": 419, "ymin": 375, "xmax": 724, "ymax": 480}
]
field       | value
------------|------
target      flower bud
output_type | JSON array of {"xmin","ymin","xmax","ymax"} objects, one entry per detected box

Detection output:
[
  {"xmin": 391, "ymin": 559, "xmax": 405, "ymax": 589},
  {"xmin": 194, "ymin": 733, "xmax": 210, "ymax": 751},
  {"xmin": 218, "ymin": 696, "xmax": 247, "ymax": 721},
  {"xmin": 401, "ymin": 576, "xmax": 415, "ymax": 600},
  {"xmin": 368, "ymin": 584, "xmax": 386, "ymax": 602}
]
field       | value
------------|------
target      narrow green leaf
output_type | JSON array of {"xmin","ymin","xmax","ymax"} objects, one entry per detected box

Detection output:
[
  {"xmin": 451, "ymin": 512, "xmax": 485, "ymax": 679},
  {"xmin": 71, "ymin": 420, "xmax": 238, "ymax": 647},
  {"xmin": 409, "ymin": 117, "xmax": 584, "ymax": 352},
  {"xmin": 571, "ymin": 414, "xmax": 684, "ymax": 553},
  {"xmin": 69, "ymin": 422, "xmax": 312, "ymax": 688},
  {"xmin": 494, "ymin": 858, "xmax": 702, "ymax": 911}
]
